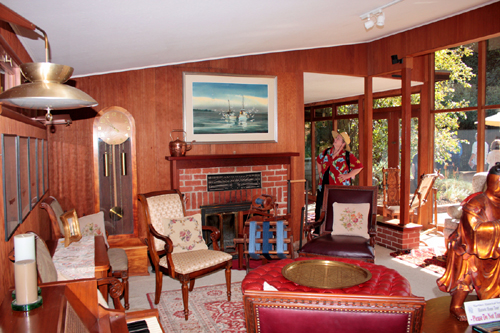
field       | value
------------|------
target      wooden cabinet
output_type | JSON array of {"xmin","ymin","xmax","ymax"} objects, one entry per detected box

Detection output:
[{"xmin": 109, "ymin": 238, "xmax": 148, "ymax": 276}]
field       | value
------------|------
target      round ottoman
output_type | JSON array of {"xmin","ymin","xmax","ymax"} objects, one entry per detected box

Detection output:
[{"xmin": 242, "ymin": 256, "xmax": 413, "ymax": 296}]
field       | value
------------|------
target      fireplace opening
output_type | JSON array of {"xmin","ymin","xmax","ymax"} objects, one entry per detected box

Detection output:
[
  {"xmin": 205, "ymin": 213, "xmax": 239, "ymax": 253},
  {"xmin": 202, "ymin": 200, "xmax": 252, "ymax": 255}
]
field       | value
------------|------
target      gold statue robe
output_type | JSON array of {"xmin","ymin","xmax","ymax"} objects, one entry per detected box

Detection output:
[{"xmin": 437, "ymin": 192, "xmax": 500, "ymax": 300}]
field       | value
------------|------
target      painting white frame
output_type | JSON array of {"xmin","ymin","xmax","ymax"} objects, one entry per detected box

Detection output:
[{"xmin": 183, "ymin": 72, "xmax": 278, "ymax": 143}]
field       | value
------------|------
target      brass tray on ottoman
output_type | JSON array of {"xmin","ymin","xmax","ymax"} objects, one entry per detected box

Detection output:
[{"xmin": 282, "ymin": 259, "xmax": 372, "ymax": 289}]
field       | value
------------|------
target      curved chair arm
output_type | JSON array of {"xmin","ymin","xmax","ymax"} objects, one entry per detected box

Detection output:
[
  {"xmin": 147, "ymin": 224, "xmax": 178, "ymax": 278},
  {"xmin": 202, "ymin": 225, "xmax": 222, "ymax": 251},
  {"xmin": 97, "ymin": 277, "xmax": 125, "ymax": 310},
  {"xmin": 304, "ymin": 213, "xmax": 325, "ymax": 241},
  {"xmin": 149, "ymin": 224, "xmax": 174, "ymax": 254}
]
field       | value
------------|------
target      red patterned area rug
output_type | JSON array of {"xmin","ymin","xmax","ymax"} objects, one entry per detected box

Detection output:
[
  {"xmin": 147, "ymin": 282, "xmax": 246, "ymax": 333},
  {"xmin": 390, "ymin": 246, "xmax": 447, "ymax": 275}
]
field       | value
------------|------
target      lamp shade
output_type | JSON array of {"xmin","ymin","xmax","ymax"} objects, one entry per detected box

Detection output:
[{"xmin": 0, "ymin": 62, "xmax": 97, "ymax": 110}]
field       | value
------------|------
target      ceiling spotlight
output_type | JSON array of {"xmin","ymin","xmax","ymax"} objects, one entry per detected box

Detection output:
[
  {"xmin": 364, "ymin": 18, "xmax": 375, "ymax": 30},
  {"xmin": 377, "ymin": 12, "xmax": 385, "ymax": 27},
  {"xmin": 360, "ymin": 0, "xmax": 403, "ymax": 31}
]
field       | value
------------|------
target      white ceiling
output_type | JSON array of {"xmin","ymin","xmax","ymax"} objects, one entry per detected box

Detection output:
[{"xmin": 2, "ymin": 0, "xmax": 498, "ymax": 103}]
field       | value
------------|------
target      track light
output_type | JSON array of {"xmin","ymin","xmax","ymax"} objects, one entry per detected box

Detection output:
[
  {"xmin": 376, "ymin": 12, "xmax": 385, "ymax": 27},
  {"xmin": 361, "ymin": 9, "xmax": 384, "ymax": 30},
  {"xmin": 360, "ymin": 0, "xmax": 403, "ymax": 31},
  {"xmin": 364, "ymin": 18, "xmax": 375, "ymax": 30}
]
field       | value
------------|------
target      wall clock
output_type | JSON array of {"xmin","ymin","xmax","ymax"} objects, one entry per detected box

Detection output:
[{"xmin": 93, "ymin": 106, "xmax": 137, "ymax": 238}]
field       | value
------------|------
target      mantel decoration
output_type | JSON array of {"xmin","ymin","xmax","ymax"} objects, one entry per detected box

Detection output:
[
  {"xmin": 183, "ymin": 72, "xmax": 277, "ymax": 143},
  {"xmin": 0, "ymin": 4, "xmax": 98, "ymax": 122}
]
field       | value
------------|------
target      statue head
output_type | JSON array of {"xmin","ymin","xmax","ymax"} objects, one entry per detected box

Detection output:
[{"xmin": 486, "ymin": 162, "xmax": 500, "ymax": 196}]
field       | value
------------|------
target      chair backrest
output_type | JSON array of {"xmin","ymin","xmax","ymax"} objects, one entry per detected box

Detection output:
[
  {"xmin": 321, "ymin": 185, "xmax": 378, "ymax": 233},
  {"xmin": 382, "ymin": 167, "xmax": 400, "ymax": 207},
  {"xmin": 409, "ymin": 172, "xmax": 439, "ymax": 211},
  {"xmin": 27, "ymin": 232, "xmax": 58, "ymax": 283},
  {"xmin": 138, "ymin": 190, "xmax": 186, "ymax": 252},
  {"xmin": 41, "ymin": 196, "xmax": 66, "ymax": 239}
]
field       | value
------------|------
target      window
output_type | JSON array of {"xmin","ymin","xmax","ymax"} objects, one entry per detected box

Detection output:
[{"xmin": 486, "ymin": 37, "xmax": 500, "ymax": 106}]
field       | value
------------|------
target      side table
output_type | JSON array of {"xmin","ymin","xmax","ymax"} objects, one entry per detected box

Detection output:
[{"xmin": 422, "ymin": 295, "xmax": 476, "ymax": 333}]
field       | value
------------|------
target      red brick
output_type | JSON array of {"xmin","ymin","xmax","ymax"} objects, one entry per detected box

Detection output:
[
  {"xmin": 180, "ymin": 174, "xmax": 193, "ymax": 180},
  {"xmin": 236, "ymin": 166, "xmax": 252, "ymax": 172},
  {"xmin": 180, "ymin": 186, "xmax": 193, "ymax": 192},
  {"xmin": 194, "ymin": 186, "xmax": 205, "ymax": 192},
  {"xmin": 200, "ymin": 168, "xmax": 217, "ymax": 174},
  {"xmin": 267, "ymin": 165, "xmax": 283, "ymax": 170},
  {"xmin": 275, "ymin": 180, "xmax": 288, "ymax": 187},
  {"xmin": 262, "ymin": 171, "xmax": 276, "ymax": 177},
  {"xmin": 252, "ymin": 166, "xmax": 267, "ymax": 171},
  {"xmin": 193, "ymin": 174, "xmax": 206, "ymax": 180},
  {"xmin": 185, "ymin": 180, "xmax": 202, "ymax": 186},
  {"xmin": 220, "ymin": 167, "xmax": 236, "ymax": 173},
  {"xmin": 185, "ymin": 168, "xmax": 202, "ymax": 174}
]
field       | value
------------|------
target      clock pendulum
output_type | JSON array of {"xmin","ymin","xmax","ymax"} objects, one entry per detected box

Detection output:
[
  {"xmin": 94, "ymin": 106, "xmax": 135, "ymax": 236},
  {"xmin": 109, "ymin": 143, "xmax": 124, "ymax": 222}
]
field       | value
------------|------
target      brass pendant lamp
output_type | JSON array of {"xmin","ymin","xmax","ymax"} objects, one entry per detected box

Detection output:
[{"xmin": 0, "ymin": 4, "xmax": 98, "ymax": 121}]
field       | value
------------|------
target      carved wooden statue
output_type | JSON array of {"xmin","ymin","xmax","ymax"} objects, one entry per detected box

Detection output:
[{"xmin": 437, "ymin": 162, "xmax": 500, "ymax": 321}]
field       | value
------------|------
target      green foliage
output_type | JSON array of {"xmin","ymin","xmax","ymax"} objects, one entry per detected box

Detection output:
[{"xmin": 434, "ymin": 178, "xmax": 472, "ymax": 203}]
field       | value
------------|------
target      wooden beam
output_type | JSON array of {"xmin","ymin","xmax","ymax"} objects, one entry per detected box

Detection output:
[
  {"xmin": 400, "ymin": 62, "xmax": 413, "ymax": 226},
  {"xmin": 361, "ymin": 77, "xmax": 373, "ymax": 186},
  {"xmin": 477, "ymin": 40, "xmax": 486, "ymax": 172}
]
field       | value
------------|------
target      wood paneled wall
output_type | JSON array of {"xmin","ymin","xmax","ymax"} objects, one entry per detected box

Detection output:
[
  {"xmin": 0, "ymin": 113, "xmax": 48, "ymax": 306},
  {"xmin": 49, "ymin": 1, "xmax": 500, "ymax": 243},
  {"xmin": 1, "ymin": 0, "xmax": 500, "ymax": 307}
]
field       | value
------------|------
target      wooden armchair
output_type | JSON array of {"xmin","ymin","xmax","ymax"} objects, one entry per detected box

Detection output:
[
  {"xmin": 243, "ymin": 290, "xmax": 426, "ymax": 333},
  {"xmin": 382, "ymin": 167, "xmax": 402, "ymax": 220},
  {"xmin": 299, "ymin": 185, "xmax": 378, "ymax": 262},
  {"xmin": 410, "ymin": 172, "xmax": 440, "ymax": 226},
  {"xmin": 138, "ymin": 189, "xmax": 232, "ymax": 320}
]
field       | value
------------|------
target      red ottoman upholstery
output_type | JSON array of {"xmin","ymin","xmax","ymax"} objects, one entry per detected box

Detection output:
[
  {"xmin": 242, "ymin": 257, "xmax": 424, "ymax": 333},
  {"xmin": 242, "ymin": 256, "xmax": 413, "ymax": 296}
]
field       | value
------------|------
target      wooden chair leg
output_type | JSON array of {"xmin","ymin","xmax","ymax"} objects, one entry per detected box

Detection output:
[
  {"xmin": 180, "ymin": 276, "xmax": 190, "ymax": 320},
  {"xmin": 122, "ymin": 272, "xmax": 129, "ymax": 310},
  {"xmin": 189, "ymin": 279, "xmax": 195, "ymax": 292},
  {"xmin": 154, "ymin": 268, "xmax": 163, "ymax": 304},
  {"xmin": 225, "ymin": 261, "xmax": 232, "ymax": 301}
]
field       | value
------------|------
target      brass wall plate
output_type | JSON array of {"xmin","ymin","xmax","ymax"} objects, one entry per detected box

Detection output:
[{"xmin": 282, "ymin": 260, "xmax": 372, "ymax": 289}]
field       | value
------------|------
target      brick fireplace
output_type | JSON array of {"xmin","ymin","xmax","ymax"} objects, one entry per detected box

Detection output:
[
  {"xmin": 178, "ymin": 164, "xmax": 288, "ymax": 215},
  {"xmin": 166, "ymin": 153, "xmax": 299, "ymax": 251}
]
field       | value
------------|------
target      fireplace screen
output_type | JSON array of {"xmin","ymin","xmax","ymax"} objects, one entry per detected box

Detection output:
[{"xmin": 207, "ymin": 172, "xmax": 261, "ymax": 192}]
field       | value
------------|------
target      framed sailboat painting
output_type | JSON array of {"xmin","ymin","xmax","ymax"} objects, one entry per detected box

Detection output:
[{"xmin": 183, "ymin": 72, "xmax": 278, "ymax": 143}]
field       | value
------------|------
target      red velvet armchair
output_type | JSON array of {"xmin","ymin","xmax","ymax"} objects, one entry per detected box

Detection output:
[{"xmin": 299, "ymin": 185, "xmax": 378, "ymax": 262}]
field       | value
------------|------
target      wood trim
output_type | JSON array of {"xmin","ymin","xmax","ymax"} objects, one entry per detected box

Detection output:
[
  {"xmin": 400, "ymin": 65, "xmax": 412, "ymax": 226},
  {"xmin": 0, "ymin": 106, "xmax": 45, "ymax": 129},
  {"xmin": 166, "ymin": 152, "xmax": 299, "ymax": 189},
  {"xmin": 0, "ymin": 33, "xmax": 22, "ymax": 66}
]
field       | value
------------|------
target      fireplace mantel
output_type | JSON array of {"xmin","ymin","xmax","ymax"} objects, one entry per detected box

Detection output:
[{"xmin": 166, "ymin": 152, "xmax": 299, "ymax": 189}]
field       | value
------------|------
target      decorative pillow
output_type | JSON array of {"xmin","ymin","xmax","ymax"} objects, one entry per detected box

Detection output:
[
  {"xmin": 331, "ymin": 202, "xmax": 370, "ymax": 239},
  {"xmin": 78, "ymin": 211, "xmax": 109, "ymax": 248},
  {"xmin": 161, "ymin": 214, "xmax": 208, "ymax": 253}
]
